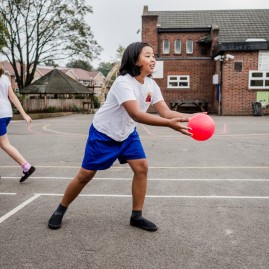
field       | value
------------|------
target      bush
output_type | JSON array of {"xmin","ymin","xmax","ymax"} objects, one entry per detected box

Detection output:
[
  {"xmin": 71, "ymin": 104, "xmax": 80, "ymax": 112},
  {"xmin": 47, "ymin": 106, "xmax": 58, "ymax": 113},
  {"xmin": 93, "ymin": 96, "xmax": 100, "ymax": 108}
]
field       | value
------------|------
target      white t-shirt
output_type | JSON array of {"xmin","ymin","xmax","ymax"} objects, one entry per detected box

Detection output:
[
  {"xmin": 0, "ymin": 75, "xmax": 13, "ymax": 118},
  {"xmin": 93, "ymin": 74, "xmax": 164, "ymax": 141}
]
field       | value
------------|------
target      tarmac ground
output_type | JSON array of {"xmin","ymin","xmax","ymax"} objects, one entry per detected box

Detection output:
[{"xmin": 1, "ymin": 113, "xmax": 269, "ymax": 269}]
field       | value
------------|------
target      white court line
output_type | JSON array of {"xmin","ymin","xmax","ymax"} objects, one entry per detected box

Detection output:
[
  {"xmin": 2, "ymin": 165, "xmax": 269, "ymax": 169},
  {"xmin": 37, "ymin": 193, "xmax": 269, "ymax": 199},
  {"xmin": 1, "ymin": 176, "xmax": 269, "ymax": 182},
  {"xmin": 0, "ymin": 194, "xmax": 40, "ymax": 224}
]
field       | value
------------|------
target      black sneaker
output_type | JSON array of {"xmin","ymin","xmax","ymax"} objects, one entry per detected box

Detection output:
[
  {"xmin": 20, "ymin": 166, "xmax": 36, "ymax": 182},
  {"xmin": 130, "ymin": 217, "xmax": 158, "ymax": 232},
  {"xmin": 48, "ymin": 213, "xmax": 64, "ymax": 229}
]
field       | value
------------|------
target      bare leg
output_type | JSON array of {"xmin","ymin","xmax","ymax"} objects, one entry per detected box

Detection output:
[
  {"xmin": 48, "ymin": 167, "xmax": 96, "ymax": 229},
  {"xmin": 128, "ymin": 159, "xmax": 158, "ymax": 231},
  {"xmin": 128, "ymin": 159, "xmax": 148, "ymax": 211},
  {"xmin": 60, "ymin": 167, "xmax": 96, "ymax": 207},
  {"xmin": 0, "ymin": 134, "xmax": 27, "ymax": 165}
]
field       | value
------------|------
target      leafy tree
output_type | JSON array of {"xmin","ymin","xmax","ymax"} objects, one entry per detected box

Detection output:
[
  {"xmin": 67, "ymin": 59, "xmax": 94, "ymax": 72},
  {"xmin": 98, "ymin": 62, "xmax": 115, "ymax": 77},
  {"xmin": 115, "ymin": 45, "xmax": 125, "ymax": 62},
  {"xmin": 0, "ymin": 0, "xmax": 102, "ymax": 89},
  {"xmin": 44, "ymin": 59, "xmax": 59, "ymax": 67},
  {"xmin": 98, "ymin": 45, "xmax": 125, "ymax": 77}
]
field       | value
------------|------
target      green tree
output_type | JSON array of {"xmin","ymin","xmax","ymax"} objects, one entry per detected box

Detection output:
[
  {"xmin": 0, "ymin": 0, "xmax": 102, "ymax": 89},
  {"xmin": 67, "ymin": 59, "xmax": 94, "ymax": 71},
  {"xmin": 44, "ymin": 59, "xmax": 59, "ymax": 67},
  {"xmin": 98, "ymin": 62, "xmax": 115, "ymax": 77},
  {"xmin": 115, "ymin": 45, "xmax": 125, "ymax": 62}
]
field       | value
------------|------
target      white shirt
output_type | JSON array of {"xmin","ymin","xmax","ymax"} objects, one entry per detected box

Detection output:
[
  {"xmin": 0, "ymin": 75, "xmax": 13, "ymax": 118},
  {"xmin": 93, "ymin": 74, "xmax": 164, "ymax": 141}
]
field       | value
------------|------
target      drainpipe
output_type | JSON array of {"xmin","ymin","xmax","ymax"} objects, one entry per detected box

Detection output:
[{"xmin": 214, "ymin": 55, "xmax": 224, "ymax": 115}]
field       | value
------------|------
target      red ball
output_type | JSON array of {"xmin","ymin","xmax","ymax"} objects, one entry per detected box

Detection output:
[{"xmin": 187, "ymin": 114, "xmax": 215, "ymax": 141}]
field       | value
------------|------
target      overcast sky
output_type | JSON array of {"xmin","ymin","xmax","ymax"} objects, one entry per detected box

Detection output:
[{"xmin": 86, "ymin": 0, "xmax": 269, "ymax": 68}]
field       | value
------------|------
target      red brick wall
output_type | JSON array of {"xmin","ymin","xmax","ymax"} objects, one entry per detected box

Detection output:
[
  {"xmin": 158, "ymin": 32, "xmax": 211, "ymax": 58},
  {"xmin": 222, "ymin": 52, "xmax": 258, "ymax": 115},
  {"xmin": 155, "ymin": 59, "xmax": 215, "ymax": 111},
  {"xmin": 142, "ymin": 15, "xmax": 158, "ymax": 54}
]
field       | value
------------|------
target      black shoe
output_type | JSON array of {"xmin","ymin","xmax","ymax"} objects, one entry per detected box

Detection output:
[
  {"xmin": 130, "ymin": 217, "xmax": 158, "ymax": 232},
  {"xmin": 20, "ymin": 166, "xmax": 36, "ymax": 182},
  {"xmin": 48, "ymin": 213, "xmax": 64, "ymax": 229}
]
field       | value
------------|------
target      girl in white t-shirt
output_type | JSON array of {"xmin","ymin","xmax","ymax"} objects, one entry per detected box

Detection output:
[
  {"xmin": 48, "ymin": 42, "xmax": 193, "ymax": 231},
  {"xmin": 0, "ymin": 64, "xmax": 36, "ymax": 182}
]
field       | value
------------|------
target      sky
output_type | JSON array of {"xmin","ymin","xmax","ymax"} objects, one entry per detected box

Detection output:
[{"xmin": 86, "ymin": 0, "xmax": 269, "ymax": 68}]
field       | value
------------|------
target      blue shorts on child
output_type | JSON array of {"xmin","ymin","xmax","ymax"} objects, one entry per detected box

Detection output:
[
  {"xmin": 0, "ymin": 117, "xmax": 12, "ymax": 136},
  {"xmin": 82, "ymin": 124, "xmax": 146, "ymax": 171}
]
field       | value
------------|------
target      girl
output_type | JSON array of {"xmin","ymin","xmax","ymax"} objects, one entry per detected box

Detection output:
[
  {"xmin": 0, "ymin": 64, "xmax": 36, "ymax": 182},
  {"xmin": 48, "ymin": 42, "xmax": 193, "ymax": 231}
]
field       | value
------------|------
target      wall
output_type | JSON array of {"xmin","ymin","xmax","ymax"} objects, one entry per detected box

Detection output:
[
  {"xmin": 155, "ymin": 59, "xmax": 215, "ymax": 112},
  {"xmin": 222, "ymin": 52, "xmax": 257, "ymax": 115}
]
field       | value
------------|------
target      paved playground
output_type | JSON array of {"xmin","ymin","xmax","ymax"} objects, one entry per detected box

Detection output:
[{"xmin": 1, "ymin": 114, "xmax": 269, "ymax": 269}]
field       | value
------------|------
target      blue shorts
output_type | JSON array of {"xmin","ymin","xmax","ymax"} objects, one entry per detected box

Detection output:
[
  {"xmin": 0, "ymin": 117, "xmax": 12, "ymax": 136},
  {"xmin": 82, "ymin": 124, "xmax": 146, "ymax": 171}
]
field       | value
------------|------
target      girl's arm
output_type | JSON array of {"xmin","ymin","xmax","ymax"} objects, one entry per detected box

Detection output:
[
  {"xmin": 8, "ymin": 86, "xmax": 32, "ymax": 124},
  {"xmin": 123, "ymin": 100, "xmax": 192, "ymax": 136},
  {"xmin": 153, "ymin": 100, "xmax": 192, "ymax": 118}
]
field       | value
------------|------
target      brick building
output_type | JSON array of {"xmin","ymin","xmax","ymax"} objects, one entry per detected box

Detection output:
[{"xmin": 142, "ymin": 6, "xmax": 269, "ymax": 115}]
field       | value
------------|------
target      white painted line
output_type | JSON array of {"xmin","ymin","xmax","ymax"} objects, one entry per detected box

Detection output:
[
  {"xmin": 1, "ymin": 165, "xmax": 269, "ymax": 169},
  {"xmin": 36, "ymin": 193, "xmax": 269, "ymax": 199},
  {"xmin": 0, "ymin": 194, "xmax": 40, "ymax": 224},
  {"xmin": 0, "ymin": 193, "xmax": 16, "ymax": 195},
  {"xmin": 1, "ymin": 177, "xmax": 269, "ymax": 182}
]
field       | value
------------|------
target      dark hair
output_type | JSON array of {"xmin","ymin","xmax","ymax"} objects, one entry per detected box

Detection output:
[{"xmin": 119, "ymin": 42, "xmax": 152, "ymax": 77}]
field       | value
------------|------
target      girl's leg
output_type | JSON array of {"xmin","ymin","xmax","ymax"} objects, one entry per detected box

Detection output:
[
  {"xmin": 0, "ymin": 134, "xmax": 27, "ymax": 165},
  {"xmin": 48, "ymin": 167, "xmax": 96, "ymax": 229},
  {"xmin": 61, "ymin": 168, "xmax": 97, "ymax": 207},
  {"xmin": 128, "ymin": 159, "xmax": 157, "ymax": 232},
  {"xmin": 0, "ymin": 134, "xmax": 36, "ymax": 182},
  {"xmin": 128, "ymin": 159, "xmax": 148, "ymax": 211}
]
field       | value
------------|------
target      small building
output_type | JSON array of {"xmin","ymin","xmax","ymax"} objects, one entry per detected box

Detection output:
[
  {"xmin": 20, "ymin": 69, "xmax": 94, "ymax": 113},
  {"xmin": 34, "ymin": 66, "xmax": 105, "ymax": 103},
  {"xmin": 142, "ymin": 6, "xmax": 269, "ymax": 115}
]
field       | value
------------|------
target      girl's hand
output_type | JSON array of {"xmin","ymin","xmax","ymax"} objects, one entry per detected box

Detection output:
[
  {"xmin": 23, "ymin": 114, "xmax": 32, "ymax": 124},
  {"xmin": 168, "ymin": 118, "xmax": 193, "ymax": 137}
]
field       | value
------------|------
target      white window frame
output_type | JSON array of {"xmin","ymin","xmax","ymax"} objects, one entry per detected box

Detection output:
[
  {"xmin": 186, "ymin": 40, "xmax": 193, "ymax": 54},
  {"xmin": 174, "ymin": 40, "xmax": 181, "ymax": 54},
  {"xmin": 249, "ymin": 71, "xmax": 269, "ymax": 89},
  {"xmin": 163, "ymin": 39, "xmax": 170, "ymax": 54},
  {"xmin": 167, "ymin": 75, "xmax": 190, "ymax": 89}
]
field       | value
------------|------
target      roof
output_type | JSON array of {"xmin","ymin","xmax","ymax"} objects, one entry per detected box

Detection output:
[
  {"xmin": 20, "ymin": 69, "xmax": 93, "ymax": 94},
  {"xmin": 0, "ymin": 60, "xmax": 24, "ymax": 76},
  {"xmin": 36, "ymin": 66, "xmax": 102, "ymax": 81},
  {"xmin": 143, "ymin": 8, "xmax": 269, "ymax": 43}
]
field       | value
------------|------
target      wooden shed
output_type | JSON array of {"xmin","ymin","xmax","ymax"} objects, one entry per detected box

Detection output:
[{"xmin": 20, "ymin": 69, "xmax": 94, "ymax": 113}]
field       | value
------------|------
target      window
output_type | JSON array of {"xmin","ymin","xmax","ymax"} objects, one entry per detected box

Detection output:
[
  {"xmin": 186, "ymin": 40, "xmax": 193, "ymax": 54},
  {"xmin": 163, "ymin": 39, "xmax": 170, "ymax": 54},
  {"xmin": 174, "ymin": 40, "xmax": 181, "ymax": 54},
  {"xmin": 167, "ymin": 75, "xmax": 190, "ymax": 89},
  {"xmin": 234, "ymin": 62, "xmax": 243, "ymax": 72},
  {"xmin": 249, "ymin": 71, "xmax": 269, "ymax": 89}
]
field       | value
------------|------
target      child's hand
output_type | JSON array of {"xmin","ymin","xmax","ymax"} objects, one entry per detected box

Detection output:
[
  {"xmin": 23, "ymin": 114, "xmax": 32, "ymax": 124},
  {"xmin": 168, "ymin": 118, "xmax": 192, "ymax": 136}
]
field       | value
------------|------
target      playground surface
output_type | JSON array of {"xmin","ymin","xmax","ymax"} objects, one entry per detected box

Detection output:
[{"xmin": 1, "ymin": 114, "xmax": 269, "ymax": 269}]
